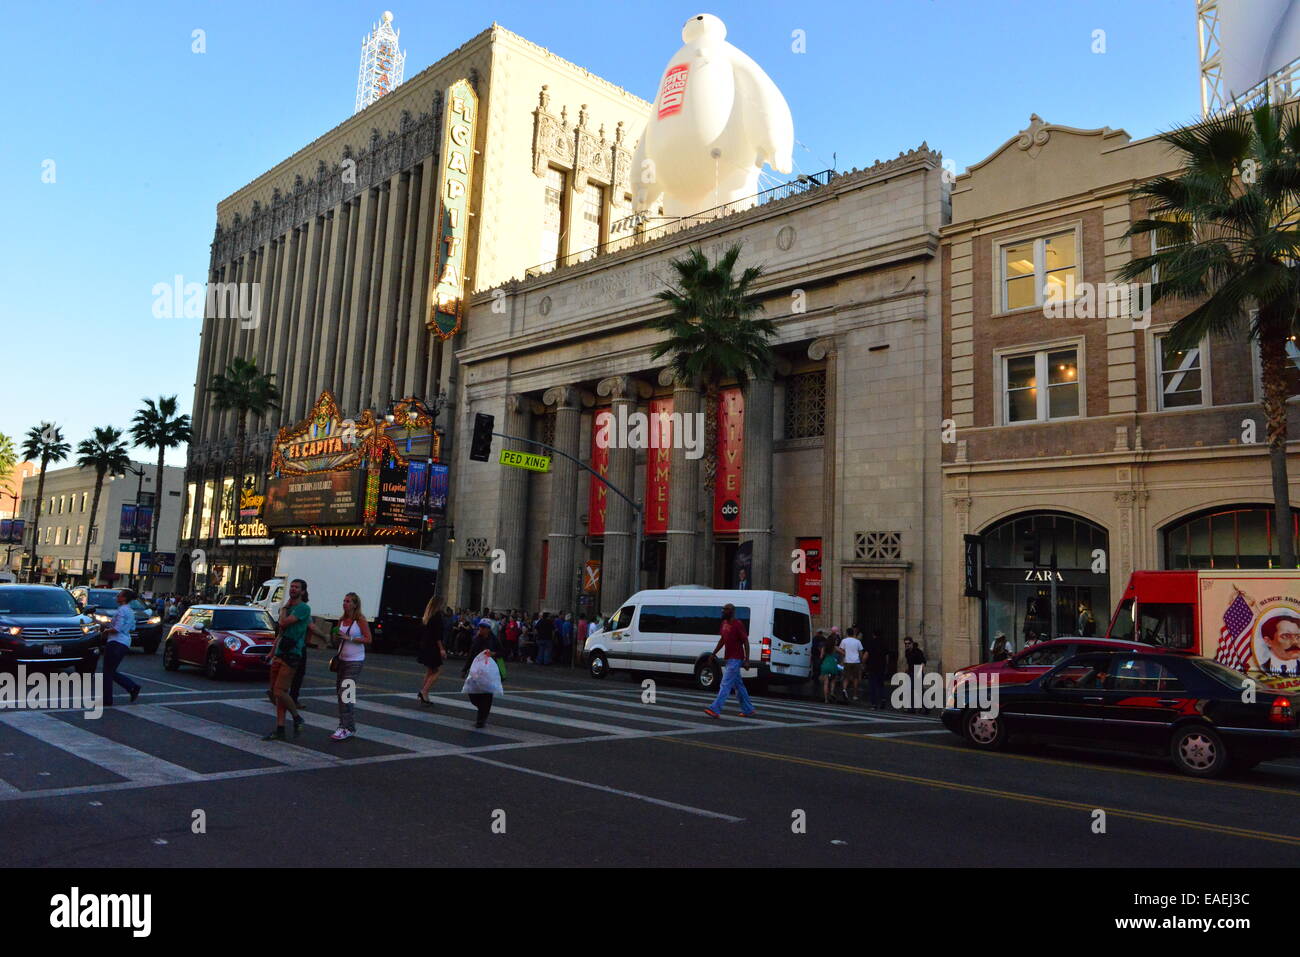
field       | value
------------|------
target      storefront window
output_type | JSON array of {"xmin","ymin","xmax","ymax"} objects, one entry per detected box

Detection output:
[
  {"xmin": 1163, "ymin": 505, "xmax": 1299, "ymax": 569},
  {"xmin": 978, "ymin": 511, "xmax": 1110, "ymax": 660}
]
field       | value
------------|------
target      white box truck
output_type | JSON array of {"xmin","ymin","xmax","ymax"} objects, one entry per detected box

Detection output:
[{"xmin": 253, "ymin": 545, "xmax": 439, "ymax": 653}]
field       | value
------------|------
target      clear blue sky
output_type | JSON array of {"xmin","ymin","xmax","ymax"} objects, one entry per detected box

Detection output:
[{"xmin": 0, "ymin": 0, "xmax": 1200, "ymax": 465}]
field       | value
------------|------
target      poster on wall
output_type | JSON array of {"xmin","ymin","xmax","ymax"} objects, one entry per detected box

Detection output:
[
  {"xmin": 428, "ymin": 464, "xmax": 449, "ymax": 517},
  {"xmin": 405, "ymin": 460, "xmax": 428, "ymax": 516},
  {"xmin": 1200, "ymin": 573, "xmax": 1300, "ymax": 691},
  {"xmin": 796, "ymin": 536, "xmax": 822, "ymax": 614},
  {"xmin": 713, "ymin": 387, "xmax": 744, "ymax": 533},
  {"xmin": 377, "ymin": 465, "xmax": 417, "ymax": 528}
]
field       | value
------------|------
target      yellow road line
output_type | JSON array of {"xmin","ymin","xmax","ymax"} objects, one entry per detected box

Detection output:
[
  {"xmin": 662, "ymin": 736, "xmax": 1300, "ymax": 848},
  {"xmin": 809, "ymin": 727, "xmax": 1300, "ymax": 798}
]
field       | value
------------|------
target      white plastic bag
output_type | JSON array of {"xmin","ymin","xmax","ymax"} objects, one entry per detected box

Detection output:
[{"xmin": 462, "ymin": 651, "xmax": 503, "ymax": 695}]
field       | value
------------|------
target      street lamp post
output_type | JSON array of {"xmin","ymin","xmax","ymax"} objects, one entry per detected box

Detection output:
[
  {"xmin": 2, "ymin": 491, "xmax": 19, "ymax": 577},
  {"xmin": 123, "ymin": 464, "xmax": 146, "ymax": 593}
]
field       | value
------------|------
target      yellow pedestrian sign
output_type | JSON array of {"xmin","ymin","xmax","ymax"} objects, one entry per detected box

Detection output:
[{"xmin": 499, "ymin": 449, "xmax": 552, "ymax": 473}]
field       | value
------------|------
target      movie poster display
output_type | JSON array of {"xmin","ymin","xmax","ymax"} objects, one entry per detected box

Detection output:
[
  {"xmin": 263, "ymin": 472, "xmax": 364, "ymax": 527},
  {"xmin": 713, "ymin": 387, "xmax": 744, "ymax": 533},
  {"xmin": 589, "ymin": 409, "xmax": 611, "ymax": 536},
  {"xmin": 645, "ymin": 397, "xmax": 672, "ymax": 535}
]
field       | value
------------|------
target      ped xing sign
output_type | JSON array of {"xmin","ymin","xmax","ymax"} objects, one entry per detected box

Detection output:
[{"xmin": 499, "ymin": 449, "xmax": 551, "ymax": 473}]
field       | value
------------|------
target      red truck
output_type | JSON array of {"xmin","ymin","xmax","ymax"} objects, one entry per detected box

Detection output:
[{"xmin": 1104, "ymin": 570, "xmax": 1300, "ymax": 691}]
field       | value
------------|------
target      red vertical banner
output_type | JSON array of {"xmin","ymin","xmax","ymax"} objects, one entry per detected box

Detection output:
[
  {"xmin": 796, "ymin": 537, "xmax": 823, "ymax": 615},
  {"xmin": 714, "ymin": 387, "xmax": 744, "ymax": 533},
  {"xmin": 588, "ymin": 409, "xmax": 611, "ymax": 536},
  {"xmin": 646, "ymin": 397, "xmax": 672, "ymax": 535}
]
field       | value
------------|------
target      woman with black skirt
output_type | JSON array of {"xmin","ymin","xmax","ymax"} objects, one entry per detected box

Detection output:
[{"xmin": 416, "ymin": 594, "xmax": 448, "ymax": 705}]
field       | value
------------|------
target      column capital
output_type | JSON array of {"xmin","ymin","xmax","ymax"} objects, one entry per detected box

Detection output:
[
  {"xmin": 596, "ymin": 375, "xmax": 653, "ymax": 401},
  {"xmin": 542, "ymin": 385, "xmax": 594, "ymax": 409},
  {"xmin": 808, "ymin": 336, "xmax": 839, "ymax": 361}
]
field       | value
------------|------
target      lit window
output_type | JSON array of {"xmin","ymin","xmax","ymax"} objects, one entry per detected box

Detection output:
[
  {"xmin": 1001, "ymin": 231, "xmax": 1078, "ymax": 312},
  {"xmin": 1003, "ymin": 347, "xmax": 1080, "ymax": 423},
  {"xmin": 1156, "ymin": 335, "xmax": 1205, "ymax": 409}
]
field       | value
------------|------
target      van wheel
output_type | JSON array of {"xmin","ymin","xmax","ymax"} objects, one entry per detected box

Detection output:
[
  {"xmin": 589, "ymin": 651, "xmax": 609, "ymax": 679},
  {"xmin": 162, "ymin": 641, "xmax": 180, "ymax": 671},
  {"xmin": 1170, "ymin": 724, "xmax": 1228, "ymax": 778},
  {"xmin": 963, "ymin": 711, "xmax": 1007, "ymax": 751},
  {"xmin": 694, "ymin": 658, "xmax": 720, "ymax": 692}
]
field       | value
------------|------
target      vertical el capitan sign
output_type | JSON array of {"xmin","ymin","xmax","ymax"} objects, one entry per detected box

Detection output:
[
  {"xmin": 714, "ymin": 387, "xmax": 744, "ymax": 532},
  {"xmin": 429, "ymin": 78, "xmax": 478, "ymax": 340}
]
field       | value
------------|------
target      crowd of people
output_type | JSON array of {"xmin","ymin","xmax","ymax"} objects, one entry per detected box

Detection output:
[{"xmin": 811, "ymin": 626, "xmax": 928, "ymax": 709}]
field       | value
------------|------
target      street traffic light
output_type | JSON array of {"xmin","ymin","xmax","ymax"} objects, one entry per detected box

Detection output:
[{"xmin": 470, "ymin": 413, "xmax": 495, "ymax": 462}]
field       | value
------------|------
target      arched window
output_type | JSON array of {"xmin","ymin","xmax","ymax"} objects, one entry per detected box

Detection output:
[{"xmin": 1163, "ymin": 505, "xmax": 1300, "ymax": 569}]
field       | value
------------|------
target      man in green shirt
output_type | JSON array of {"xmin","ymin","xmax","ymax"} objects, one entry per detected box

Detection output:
[{"xmin": 265, "ymin": 578, "xmax": 309, "ymax": 740}]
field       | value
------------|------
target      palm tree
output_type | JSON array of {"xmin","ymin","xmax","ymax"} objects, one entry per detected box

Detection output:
[
  {"xmin": 75, "ymin": 427, "xmax": 131, "ymax": 586},
  {"xmin": 130, "ymin": 396, "xmax": 192, "ymax": 590},
  {"xmin": 1119, "ymin": 100, "xmax": 1300, "ymax": 566},
  {"xmin": 20, "ymin": 423, "xmax": 70, "ymax": 582},
  {"xmin": 649, "ymin": 242, "xmax": 777, "ymax": 583},
  {"xmin": 0, "ymin": 432, "xmax": 15, "ymax": 492},
  {"xmin": 207, "ymin": 358, "xmax": 281, "ymax": 594}
]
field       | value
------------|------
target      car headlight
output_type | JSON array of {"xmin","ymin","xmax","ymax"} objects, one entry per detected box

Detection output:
[
  {"xmin": 81, "ymin": 624, "xmax": 93, "ymax": 634},
  {"xmin": 5, "ymin": 626, "xmax": 20, "ymax": 637},
  {"xmin": 93, "ymin": 613, "xmax": 111, "ymax": 623},
  {"xmin": 223, "ymin": 636, "xmax": 240, "ymax": 651},
  {"xmin": 147, "ymin": 616, "xmax": 161, "ymax": 625}
]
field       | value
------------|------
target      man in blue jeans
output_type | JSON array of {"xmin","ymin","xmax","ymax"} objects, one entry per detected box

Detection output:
[
  {"xmin": 704, "ymin": 603, "xmax": 756, "ymax": 718},
  {"xmin": 100, "ymin": 588, "xmax": 142, "ymax": 706}
]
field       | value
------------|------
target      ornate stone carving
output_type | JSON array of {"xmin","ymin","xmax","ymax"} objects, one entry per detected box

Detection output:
[
  {"xmin": 1017, "ymin": 114, "xmax": 1050, "ymax": 158},
  {"xmin": 531, "ymin": 85, "xmax": 630, "ymax": 189},
  {"xmin": 808, "ymin": 336, "xmax": 839, "ymax": 362},
  {"xmin": 597, "ymin": 375, "xmax": 653, "ymax": 400},
  {"xmin": 542, "ymin": 385, "xmax": 594, "ymax": 409}
]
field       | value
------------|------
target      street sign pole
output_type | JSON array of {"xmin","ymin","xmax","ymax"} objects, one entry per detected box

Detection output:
[{"xmin": 489, "ymin": 430, "xmax": 643, "ymax": 608}]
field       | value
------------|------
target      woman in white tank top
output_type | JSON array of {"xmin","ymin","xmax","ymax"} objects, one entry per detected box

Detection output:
[{"xmin": 331, "ymin": 592, "xmax": 372, "ymax": 740}]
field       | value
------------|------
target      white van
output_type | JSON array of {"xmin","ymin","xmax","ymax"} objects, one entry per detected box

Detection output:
[{"xmin": 584, "ymin": 588, "xmax": 813, "ymax": 691}]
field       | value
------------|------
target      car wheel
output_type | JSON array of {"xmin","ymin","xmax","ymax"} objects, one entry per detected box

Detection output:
[
  {"xmin": 589, "ymin": 651, "xmax": 609, "ymax": 679},
  {"xmin": 163, "ymin": 640, "xmax": 181, "ymax": 671},
  {"xmin": 694, "ymin": 658, "xmax": 720, "ymax": 692},
  {"xmin": 963, "ymin": 710, "xmax": 1007, "ymax": 751},
  {"xmin": 1170, "ymin": 724, "xmax": 1228, "ymax": 778},
  {"xmin": 204, "ymin": 648, "xmax": 225, "ymax": 680}
]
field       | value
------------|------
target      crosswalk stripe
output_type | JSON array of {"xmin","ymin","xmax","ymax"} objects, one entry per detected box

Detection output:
[
  {"xmin": 129, "ymin": 704, "xmax": 343, "ymax": 768},
  {"xmin": 225, "ymin": 699, "xmax": 459, "ymax": 754},
  {"xmin": 649, "ymin": 688, "xmax": 876, "ymax": 721},
  {"xmin": 534, "ymin": 691, "xmax": 788, "ymax": 727},
  {"xmin": 431, "ymin": 696, "xmax": 646, "ymax": 736},
  {"xmin": 506, "ymin": 693, "xmax": 735, "ymax": 729},
  {"xmin": 0, "ymin": 711, "xmax": 203, "ymax": 785},
  {"xmin": 346, "ymin": 699, "xmax": 564, "ymax": 744}
]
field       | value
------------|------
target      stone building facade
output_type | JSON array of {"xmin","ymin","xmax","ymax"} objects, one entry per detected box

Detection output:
[
  {"xmin": 940, "ymin": 115, "xmax": 1300, "ymax": 670},
  {"xmin": 448, "ymin": 146, "xmax": 949, "ymax": 658},
  {"xmin": 179, "ymin": 25, "xmax": 651, "ymax": 591}
]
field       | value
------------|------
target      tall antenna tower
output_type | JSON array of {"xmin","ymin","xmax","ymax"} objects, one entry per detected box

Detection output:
[{"xmin": 355, "ymin": 11, "xmax": 406, "ymax": 114}]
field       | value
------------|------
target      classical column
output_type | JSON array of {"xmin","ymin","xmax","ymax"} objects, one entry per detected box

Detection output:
[
  {"xmin": 543, "ymin": 385, "xmax": 592, "ymax": 613},
  {"xmin": 809, "ymin": 336, "xmax": 839, "ymax": 626},
  {"xmin": 596, "ymin": 375, "xmax": 651, "ymax": 613},
  {"xmin": 360, "ymin": 181, "xmax": 391, "ymax": 413},
  {"xmin": 665, "ymin": 372, "xmax": 701, "ymax": 586},
  {"xmin": 740, "ymin": 370, "xmax": 775, "ymax": 590},
  {"xmin": 492, "ymin": 394, "xmax": 533, "ymax": 612},
  {"xmin": 373, "ymin": 171, "xmax": 409, "ymax": 408}
]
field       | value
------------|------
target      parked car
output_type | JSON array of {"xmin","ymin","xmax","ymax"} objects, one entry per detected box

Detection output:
[
  {"xmin": 162, "ymin": 604, "xmax": 277, "ymax": 679},
  {"xmin": 0, "ymin": 584, "xmax": 102, "ymax": 674},
  {"xmin": 584, "ymin": 588, "xmax": 813, "ymax": 691},
  {"xmin": 943, "ymin": 650, "xmax": 1300, "ymax": 777},
  {"xmin": 955, "ymin": 636, "xmax": 1191, "ymax": 690},
  {"xmin": 70, "ymin": 587, "xmax": 164, "ymax": 654}
]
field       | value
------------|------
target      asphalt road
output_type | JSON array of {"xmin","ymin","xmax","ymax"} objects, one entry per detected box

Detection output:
[{"xmin": 4, "ymin": 645, "xmax": 1300, "ymax": 867}]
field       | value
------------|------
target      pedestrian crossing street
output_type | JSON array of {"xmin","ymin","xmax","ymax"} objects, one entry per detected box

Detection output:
[{"xmin": 0, "ymin": 686, "xmax": 941, "ymax": 803}]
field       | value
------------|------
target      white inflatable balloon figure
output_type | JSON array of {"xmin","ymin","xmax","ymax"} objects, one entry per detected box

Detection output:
[{"xmin": 633, "ymin": 13, "xmax": 794, "ymax": 219}]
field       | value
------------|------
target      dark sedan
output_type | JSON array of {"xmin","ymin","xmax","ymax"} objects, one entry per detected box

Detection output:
[
  {"xmin": 0, "ymin": 585, "xmax": 102, "ymax": 674},
  {"xmin": 71, "ymin": 588, "xmax": 164, "ymax": 654},
  {"xmin": 942, "ymin": 650, "xmax": 1300, "ymax": 777}
]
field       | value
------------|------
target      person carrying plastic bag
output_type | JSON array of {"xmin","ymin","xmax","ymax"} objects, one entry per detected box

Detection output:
[{"xmin": 461, "ymin": 618, "xmax": 503, "ymax": 728}]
